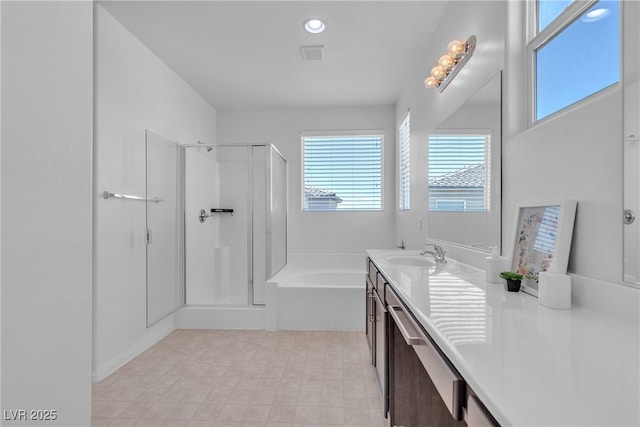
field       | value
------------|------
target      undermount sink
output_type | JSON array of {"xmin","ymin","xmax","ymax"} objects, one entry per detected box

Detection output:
[{"xmin": 384, "ymin": 255, "xmax": 435, "ymax": 268}]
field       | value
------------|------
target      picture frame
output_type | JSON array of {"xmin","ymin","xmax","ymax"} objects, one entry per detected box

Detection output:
[{"xmin": 510, "ymin": 200, "xmax": 577, "ymax": 296}]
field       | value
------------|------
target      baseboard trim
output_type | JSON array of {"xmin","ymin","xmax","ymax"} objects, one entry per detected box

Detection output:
[{"xmin": 92, "ymin": 315, "xmax": 176, "ymax": 383}]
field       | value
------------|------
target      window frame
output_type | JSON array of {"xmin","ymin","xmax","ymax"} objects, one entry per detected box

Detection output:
[
  {"xmin": 398, "ymin": 111, "xmax": 411, "ymax": 211},
  {"xmin": 300, "ymin": 130, "xmax": 385, "ymax": 212},
  {"xmin": 527, "ymin": 0, "xmax": 620, "ymax": 126}
]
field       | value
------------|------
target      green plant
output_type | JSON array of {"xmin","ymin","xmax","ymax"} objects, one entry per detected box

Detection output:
[{"xmin": 499, "ymin": 271, "xmax": 523, "ymax": 281}]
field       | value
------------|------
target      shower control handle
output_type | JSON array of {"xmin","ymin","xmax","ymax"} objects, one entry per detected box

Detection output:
[{"xmin": 199, "ymin": 209, "xmax": 209, "ymax": 223}]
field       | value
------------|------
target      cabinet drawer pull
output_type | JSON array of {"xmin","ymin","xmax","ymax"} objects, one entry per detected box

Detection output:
[{"xmin": 388, "ymin": 305, "xmax": 423, "ymax": 346}]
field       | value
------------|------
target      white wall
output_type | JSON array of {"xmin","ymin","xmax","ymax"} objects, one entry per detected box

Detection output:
[
  {"xmin": 1, "ymin": 2, "xmax": 93, "ymax": 425},
  {"xmin": 504, "ymin": 1, "xmax": 623, "ymax": 283},
  {"xmin": 394, "ymin": 0, "xmax": 506, "ymax": 251},
  {"xmin": 500, "ymin": 1, "xmax": 640, "ymax": 325},
  {"xmin": 622, "ymin": 0, "xmax": 640, "ymax": 283},
  {"xmin": 93, "ymin": 5, "xmax": 217, "ymax": 381},
  {"xmin": 216, "ymin": 106, "xmax": 397, "ymax": 256},
  {"xmin": 394, "ymin": 0, "xmax": 638, "ymax": 324}
]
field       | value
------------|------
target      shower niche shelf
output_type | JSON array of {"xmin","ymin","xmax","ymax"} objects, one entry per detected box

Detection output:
[{"xmin": 199, "ymin": 208, "xmax": 234, "ymax": 223}]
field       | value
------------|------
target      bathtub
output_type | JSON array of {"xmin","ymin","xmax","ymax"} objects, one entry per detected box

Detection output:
[{"xmin": 265, "ymin": 253, "xmax": 366, "ymax": 331}]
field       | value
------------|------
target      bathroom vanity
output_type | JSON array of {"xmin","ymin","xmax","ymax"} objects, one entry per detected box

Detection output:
[
  {"xmin": 366, "ymin": 250, "xmax": 639, "ymax": 427},
  {"xmin": 366, "ymin": 260, "xmax": 389, "ymax": 415}
]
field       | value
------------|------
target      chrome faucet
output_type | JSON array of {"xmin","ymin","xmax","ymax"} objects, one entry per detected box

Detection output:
[
  {"xmin": 396, "ymin": 240, "xmax": 406, "ymax": 250},
  {"xmin": 419, "ymin": 243, "xmax": 447, "ymax": 263}
]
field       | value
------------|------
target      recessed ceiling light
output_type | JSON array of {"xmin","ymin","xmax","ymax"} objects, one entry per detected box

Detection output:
[
  {"xmin": 582, "ymin": 8, "xmax": 610, "ymax": 22},
  {"xmin": 304, "ymin": 18, "xmax": 326, "ymax": 34}
]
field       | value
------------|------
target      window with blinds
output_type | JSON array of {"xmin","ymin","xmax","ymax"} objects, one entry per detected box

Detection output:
[
  {"xmin": 302, "ymin": 134, "xmax": 383, "ymax": 211},
  {"xmin": 398, "ymin": 112, "xmax": 411, "ymax": 211},
  {"xmin": 428, "ymin": 133, "xmax": 490, "ymax": 212}
]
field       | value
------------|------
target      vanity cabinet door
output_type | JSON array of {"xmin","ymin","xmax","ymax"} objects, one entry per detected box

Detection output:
[
  {"xmin": 366, "ymin": 274, "xmax": 375, "ymax": 365},
  {"xmin": 373, "ymin": 284, "xmax": 388, "ymax": 415}
]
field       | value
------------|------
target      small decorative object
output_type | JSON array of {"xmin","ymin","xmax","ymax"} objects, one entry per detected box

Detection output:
[
  {"xmin": 509, "ymin": 200, "xmax": 577, "ymax": 296},
  {"xmin": 499, "ymin": 271, "xmax": 523, "ymax": 292},
  {"xmin": 538, "ymin": 260, "xmax": 572, "ymax": 309}
]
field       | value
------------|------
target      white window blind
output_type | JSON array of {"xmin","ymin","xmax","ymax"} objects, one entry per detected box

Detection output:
[
  {"xmin": 534, "ymin": 205, "xmax": 560, "ymax": 254},
  {"xmin": 428, "ymin": 134, "xmax": 490, "ymax": 212},
  {"xmin": 302, "ymin": 134, "xmax": 383, "ymax": 211},
  {"xmin": 398, "ymin": 112, "xmax": 411, "ymax": 211}
]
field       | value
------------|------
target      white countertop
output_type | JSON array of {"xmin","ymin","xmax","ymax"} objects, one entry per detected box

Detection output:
[{"xmin": 367, "ymin": 249, "xmax": 640, "ymax": 427}]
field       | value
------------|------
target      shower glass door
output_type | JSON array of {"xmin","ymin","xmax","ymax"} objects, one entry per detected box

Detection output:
[
  {"xmin": 184, "ymin": 144, "xmax": 287, "ymax": 306},
  {"xmin": 146, "ymin": 130, "xmax": 183, "ymax": 326},
  {"xmin": 184, "ymin": 145, "xmax": 252, "ymax": 305},
  {"xmin": 269, "ymin": 146, "xmax": 287, "ymax": 276}
]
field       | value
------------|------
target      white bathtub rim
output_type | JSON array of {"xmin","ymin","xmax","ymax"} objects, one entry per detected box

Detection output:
[{"xmin": 267, "ymin": 266, "xmax": 365, "ymax": 288}]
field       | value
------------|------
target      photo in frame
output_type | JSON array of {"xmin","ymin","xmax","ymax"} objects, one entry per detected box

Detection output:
[{"xmin": 510, "ymin": 200, "xmax": 577, "ymax": 296}]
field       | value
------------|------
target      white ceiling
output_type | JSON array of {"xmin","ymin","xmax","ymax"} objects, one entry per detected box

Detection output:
[{"xmin": 99, "ymin": 1, "xmax": 450, "ymax": 110}]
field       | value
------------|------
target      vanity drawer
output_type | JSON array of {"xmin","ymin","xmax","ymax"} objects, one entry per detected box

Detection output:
[
  {"xmin": 368, "ymin": 258, "xmax": 378, "ymax": 287},
  {"xmin": 387, "ymin": 286, "xmax": 465, "ymax": 421},
  {"xmin": 376, "ymin": 272, "xmax": 386, "ymax": 299},
  {"xmin": 367, "ymin": 258, "xmax": 387, "ymax": 295}
]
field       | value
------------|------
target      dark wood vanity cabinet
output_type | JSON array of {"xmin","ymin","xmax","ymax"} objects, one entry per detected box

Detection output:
[
  {"xmin": 366, "ymin": 259, "xmax": 388, "ymax": 416},
  {"xmin": 365, "ymin": 264, "xmax": 374, "ymax": 363},
  {"xmin": 367, "ymin": 257, "xmax": 500, "ymax": 427}
]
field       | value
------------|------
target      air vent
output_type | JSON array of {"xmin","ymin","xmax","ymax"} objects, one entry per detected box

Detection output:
[{"xmin": 300, "ymin": 45, "xmax": 324, "ymax": 61}]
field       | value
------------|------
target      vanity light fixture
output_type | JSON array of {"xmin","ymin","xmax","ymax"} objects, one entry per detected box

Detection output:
[
  {"xmin": 424, "ymin": 35, "xmax": 476, "ymax": 92},
  {"xmin": 304, "ymin": 18, "xmax": 326, "ymax": 34}
]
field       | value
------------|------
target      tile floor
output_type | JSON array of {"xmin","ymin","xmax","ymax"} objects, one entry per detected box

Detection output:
[{"xmin": 92, "ymin": 329, "xmax": 386, "ymax": 426}]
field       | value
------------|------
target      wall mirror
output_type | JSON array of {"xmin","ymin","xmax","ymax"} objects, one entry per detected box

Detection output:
[{"xmin": 427, "ymin": 71, "xmax": 502, "ymax": 253}]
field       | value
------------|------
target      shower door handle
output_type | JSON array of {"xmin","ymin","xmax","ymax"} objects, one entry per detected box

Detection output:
[
  {"xmin": 146, "ymin": 229, "xmax": 152, "ymax": 245},
  {"xmin": 624, "ymin": 209, "xmax": 635, "ymax": 225}
]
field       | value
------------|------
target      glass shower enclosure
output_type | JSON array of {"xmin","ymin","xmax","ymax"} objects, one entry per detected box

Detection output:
[
  {"xmin": 146, "ymin": 130, "xmax": 184, "ymax": 326},
  {"xmin": 183, "ymin": 144, "xmax": 287, "ymax": 306}
]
